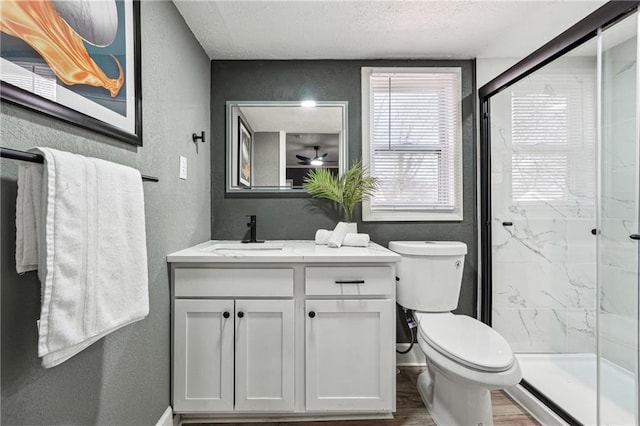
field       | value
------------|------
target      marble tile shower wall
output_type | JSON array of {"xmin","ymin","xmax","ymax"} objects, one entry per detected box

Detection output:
[
  {"xmin": 490, "ymin": 59, "xmax": 598, "ymax": 354},
  {"xmin": 599, "ymin": 37, "xmax": 639, "ymax": 371}
]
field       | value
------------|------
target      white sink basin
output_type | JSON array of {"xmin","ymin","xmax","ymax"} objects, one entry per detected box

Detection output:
[{"xmin": 205, "ymin": 242, "xmax": 284, "ymax": 251}]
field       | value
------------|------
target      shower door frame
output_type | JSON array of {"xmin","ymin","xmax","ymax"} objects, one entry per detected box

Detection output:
[{"xmin": 478, "ymin": 2, "xmax": 639, "ymax": 424}]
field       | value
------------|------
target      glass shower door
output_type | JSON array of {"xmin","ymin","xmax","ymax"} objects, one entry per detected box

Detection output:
[
  {"xmin": 598, "ymin": 11, "xmax": 640, "ymax": 425},
  {"xmin": 489, "ymin": 39, "xmax": 600, "ymax": 424}
]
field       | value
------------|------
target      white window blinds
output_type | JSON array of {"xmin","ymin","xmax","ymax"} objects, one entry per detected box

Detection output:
[
  {"xmin": 510, "ymin": 74, "xmax": 596, "ymax": 206},
  {"xmin": 362, "ymin": 67, "xmax": 463, "ymax": 221}
]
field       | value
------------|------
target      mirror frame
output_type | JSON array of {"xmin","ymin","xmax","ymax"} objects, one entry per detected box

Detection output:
[{"xmin": 226, "ymin": 101, "xmax": 349, "ymax": 195}]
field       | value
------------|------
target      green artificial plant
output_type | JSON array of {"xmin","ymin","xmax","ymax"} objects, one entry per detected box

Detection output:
[{"xmin": 303, "ymin": 160, "xmax": 378, "ymax": 222}]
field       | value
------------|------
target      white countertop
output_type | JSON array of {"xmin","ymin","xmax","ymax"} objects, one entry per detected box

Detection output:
[{"xmin": 166, "ymin": 240, "xmax": 401, "ymax": 263}]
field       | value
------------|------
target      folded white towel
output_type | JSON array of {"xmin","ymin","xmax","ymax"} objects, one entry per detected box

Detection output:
[
  {"xmin": 327, "ymin": 222, "xmax": 350, "ymax": 248},
  {"xmin": 315, "ymin": 229, "xmax": 332, "ymax": 245},
  {"xmin": 342, "ymin": 233, "xmax": 370, "ymax": 247},
  {"xmin": 16, "ymin": 148, "xmax": 149, "ymax": 368},
  {"xmin": 16, "ymin": 163, "xmax": 43, "ymax": 274}
]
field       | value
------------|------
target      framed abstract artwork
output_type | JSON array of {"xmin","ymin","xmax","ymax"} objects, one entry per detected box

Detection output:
[
  {"xmin": 238, "ymin": 116, "xmax": 252, "ymax": 187},
  {"xmin": 0, "ymin": 0, "xmax": 143, "ymax": 146}
]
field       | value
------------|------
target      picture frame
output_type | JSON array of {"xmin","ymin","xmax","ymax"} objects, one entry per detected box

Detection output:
[
  {"xmin": 238, "ymin": 116, "xmax": 252, "ymax": 187},
  {"xmin": 0, "ymin": 0, "xmax": 143, "ymax": 146}
]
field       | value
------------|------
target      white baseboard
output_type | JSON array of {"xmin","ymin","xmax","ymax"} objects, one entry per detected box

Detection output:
[
  {"xmin": 395, "ymin": 343, "xmax": 426, "ymax": 366},
  {"xmin": 180, "ymin": 413, "xmax": 392, "ymax": 423},
  {"xmin": 156, "ymin": 406, "xmax": 174, "ymax": 426}
]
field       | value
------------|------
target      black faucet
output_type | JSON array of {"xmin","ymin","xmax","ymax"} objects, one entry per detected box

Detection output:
[{"xmin": 242, "ymin": 215, "xmax": 263, "ymax": 243}]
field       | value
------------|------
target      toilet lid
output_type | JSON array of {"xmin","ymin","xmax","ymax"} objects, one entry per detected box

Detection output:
[{"xmin": 417, "ymin": 314, "xmax": 514, "ymax": 372}]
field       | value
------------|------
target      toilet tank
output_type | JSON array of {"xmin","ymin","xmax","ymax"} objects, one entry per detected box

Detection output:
[{"xmin": 389, "ymin": 241, "xmax": 467, "ymax": 312}]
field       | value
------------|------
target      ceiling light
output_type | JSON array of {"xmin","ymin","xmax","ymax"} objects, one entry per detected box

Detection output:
[
  {"xmin": 310, "ymin": 158, "xmax": 323, "ymax": 166},
  {"xmin": 301, "ymin": 100, "xmax": 317, "ymax": 108}
]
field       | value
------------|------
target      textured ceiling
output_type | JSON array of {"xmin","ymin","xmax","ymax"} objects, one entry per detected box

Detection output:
[{"xmin": 173, "ymin": 1, "xmax": 606, "ymax": 60}]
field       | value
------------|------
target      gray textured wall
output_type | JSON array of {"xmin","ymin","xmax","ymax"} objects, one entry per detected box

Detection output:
[
  {"xmin": 210, "ymin": 60, "xmax": 477, "ymax": 340},
  {"xmin": 253, "ymin": 132, "xmax": 280, "ymax": 186},
  {"xmin": 0, "ymin": 2, "xmax": 210, "ymax": 424}
]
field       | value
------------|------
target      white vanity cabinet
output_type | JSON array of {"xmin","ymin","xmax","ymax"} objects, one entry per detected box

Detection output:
[
  {"xmin": 168, "ymin": 241, "xmax": 400, "ymax": 422},
  {"xmin": 304, "ymin": 266, "xmax": 395, "ymax": 411},
  {"xmin": 173, "ymin": 299, "xmax": 234, "ymax": 412},
  {"xmin": 234, "ymin": 298, "xmax": 295, "ymax": 412},
  {"xmin": 173, "ymin": 298, "xmax": 295, "ymax": 413},
  {"xmin": 305, "ymin": 299, "xmax": 394, "ymax": 411},
  {"xmin": 172, "ymin": 267, "xmax": 295, "ymax": 413}
]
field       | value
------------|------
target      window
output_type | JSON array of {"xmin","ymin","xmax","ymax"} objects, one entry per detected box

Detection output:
[
  {"xmin": 361, "ymin": 67, "xmax": 463, "ymax": 221},
  {"xmin": 510, "ymin": 74, "xmax": 595, "ymax": 207}
]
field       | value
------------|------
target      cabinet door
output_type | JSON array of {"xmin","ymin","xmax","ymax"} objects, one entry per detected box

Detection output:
[
  {"xmin": 173, "ymin": 299, "xmax": 234, "ymax": 412},
  {"xmin": 235, "ymin": 299, "xmax": 295, "ymax": 411},
  {"xmin": 305, "ymin": 299, "xmax": 394, "ymax": 411}
]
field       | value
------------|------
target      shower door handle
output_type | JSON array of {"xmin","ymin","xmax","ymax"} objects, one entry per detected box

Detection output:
[{"xmin": 630, "ymin": 234, "xmax": 640, "ymax": 240}]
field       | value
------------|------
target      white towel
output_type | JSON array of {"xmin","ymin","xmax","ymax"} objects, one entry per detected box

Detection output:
[
  {"xmin": 315, "ymin": 229, "xmax": 332, "ymax": 245},
  {"xmin": 343, "ymin": 233, "xmax": 370, "ymax": 247},
  {"xmin": 327, "ymin": 222, "xmax": 350, "ymax": 248},
  {"xmin": 16, "ymin": 163, "xmax": 43, "ymax": 274},
  {"xmin": 15, "ymin": 148, "xmax": 149, "ymax": 368}
]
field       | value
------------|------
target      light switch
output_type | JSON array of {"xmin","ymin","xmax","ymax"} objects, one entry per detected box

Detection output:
[{"xmin": 179, "ymin": 156, "xmax": 187, "ymax": 180}]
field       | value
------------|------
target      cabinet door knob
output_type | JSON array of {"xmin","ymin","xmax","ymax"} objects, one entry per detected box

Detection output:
[
  {"xmin": 223, "ymin": 311, "xmax": 230, "ymax": 319},
  {"xmin": 237, "ymin": 311, "xmax": 244, "ymax": 318},
  {"xmin": 308, "ymin": 311, "xmax": 316, "ymax": 318}
]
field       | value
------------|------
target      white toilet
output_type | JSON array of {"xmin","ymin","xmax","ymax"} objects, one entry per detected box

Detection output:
[{"xmin": 389, "ymin": 241, "xmax": 521, "ymax": 426}]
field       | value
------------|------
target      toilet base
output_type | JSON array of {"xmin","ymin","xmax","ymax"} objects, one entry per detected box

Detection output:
[{"xmin": 417, "ymin": 368, "xmax": 494, "ymax": 426}]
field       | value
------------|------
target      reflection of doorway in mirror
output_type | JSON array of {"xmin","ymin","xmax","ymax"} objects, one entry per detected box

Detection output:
[
  {"xmin": 253, "ymin": 132, "xmax": 281, "ymax": 187},
  {"xmin": 238, "ymin": 117, "xmax": 251, "ymax": 187}
]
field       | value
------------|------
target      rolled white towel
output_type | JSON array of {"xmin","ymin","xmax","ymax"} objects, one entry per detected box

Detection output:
[
  {"xmin": 315, "ymin": 229, "xmax": 332, "ymax": 245},
  {"xmin": 327, "ymin": 222, "xmax": 350, "ymax": 248},
  {"xmin": 342, "ymin": 233, "xmax": 370, "ymax": 247}
]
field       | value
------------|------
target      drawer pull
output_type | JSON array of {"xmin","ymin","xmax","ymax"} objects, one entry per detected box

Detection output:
[
  {"xmin": 237, "ymin": 311, "xmax": 244, "ymax": 318},
  {"xmin": 335, "ymin": 279, "xmax": 365, "ymax": 284},
  {"xmin": 631, "ymin": 234, "xmax": 640, "ymax": 240},
  {"xmin": 222, "ymin": 311, "xmax": 230, "ymax": 319},
  {"xmin": 308, "ymin": 311, "xmax": 316, "ymax": 318}
]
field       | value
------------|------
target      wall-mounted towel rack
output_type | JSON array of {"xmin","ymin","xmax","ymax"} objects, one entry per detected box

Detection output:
[{"xmin": 0, "ymin": 147, "xmax": 159, "ymax": 182}]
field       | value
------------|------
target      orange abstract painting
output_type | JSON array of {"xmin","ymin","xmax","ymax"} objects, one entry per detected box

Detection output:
[
  {"xmin": 0, "ymin": 0, "xmax": 123, "ymax": 96},
  {"xmin": 0, "ymin": 0, "xmax": 141, "ymax": 145}
]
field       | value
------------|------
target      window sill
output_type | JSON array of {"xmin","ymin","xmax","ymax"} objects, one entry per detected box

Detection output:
[{"xmin": 362, "ymin": 209, "xmax": 463, "ymax": 222}]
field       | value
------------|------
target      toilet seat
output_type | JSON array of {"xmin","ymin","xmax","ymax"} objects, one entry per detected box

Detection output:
[{"xmin": 416, "ymin": 313, "xmax": 514, "ymax": 372}]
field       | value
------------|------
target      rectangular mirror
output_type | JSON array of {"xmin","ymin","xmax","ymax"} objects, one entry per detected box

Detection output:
[{"xmin": 226, "ymin": 101, "xmax": 348, "ymax": 194}]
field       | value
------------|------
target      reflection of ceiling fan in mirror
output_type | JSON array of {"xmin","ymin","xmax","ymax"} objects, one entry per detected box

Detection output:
[{"xmin": 296, "ymin": 146, "xmax": 336, "ymax": 166}]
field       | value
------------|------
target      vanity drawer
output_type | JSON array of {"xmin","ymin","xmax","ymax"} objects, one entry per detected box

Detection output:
[
  {"xmin": 305, "ymin": 266, "xmax": 393, "ymax": 296},
  {"xmin": 175, "ymin": 268, "xmax": 294, "ymax": 297}
]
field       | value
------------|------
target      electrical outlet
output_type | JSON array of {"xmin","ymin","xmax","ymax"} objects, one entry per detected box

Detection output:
[{"xmin": 179, "ymin": 156, "xmax": 187, "ymax": 180}]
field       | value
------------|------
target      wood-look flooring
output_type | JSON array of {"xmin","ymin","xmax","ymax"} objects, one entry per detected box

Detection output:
[{"xmin": 190, "ymin": 366, "xmax": 538, "ymax": 426}]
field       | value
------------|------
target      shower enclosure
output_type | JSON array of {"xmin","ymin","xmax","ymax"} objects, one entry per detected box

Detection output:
[{"xmin": 480, "ymin": 3, "xmax": 640, "ymax": 424}]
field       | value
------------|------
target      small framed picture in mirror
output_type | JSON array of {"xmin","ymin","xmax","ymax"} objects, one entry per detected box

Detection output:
[{"xmin": 238, "ymin": 116, "xmax": 252, "ymax": 187}]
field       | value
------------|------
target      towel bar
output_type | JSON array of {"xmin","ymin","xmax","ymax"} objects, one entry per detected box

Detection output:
[{"xmin": 0, "ymin": 147, "xmax": 159, "ymax": 182}]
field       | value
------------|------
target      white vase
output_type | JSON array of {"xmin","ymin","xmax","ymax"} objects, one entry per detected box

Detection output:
[
  {"xmin": 327, "ymin": 221, "xmax": 358, "ymax": 248},
  {"xmin": 343, "ymin": 222, "xmax": 357, "ymax": 234}
]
